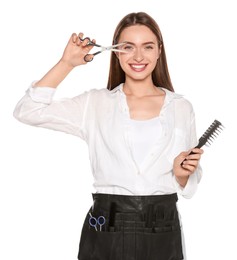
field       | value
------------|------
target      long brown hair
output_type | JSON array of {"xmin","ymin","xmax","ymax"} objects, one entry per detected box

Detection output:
[{"xmin": 107, "ymin": 12, "xmax": 174, "ymax": 92}]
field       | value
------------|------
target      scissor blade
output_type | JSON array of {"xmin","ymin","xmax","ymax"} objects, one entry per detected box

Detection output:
[
  {"xmin": 110, "ymin": 49, "xmax": 128, "ymax": 53},
  {"xmin": 105, "ymin": 42, "xmax": 127, "ymax": 52}
]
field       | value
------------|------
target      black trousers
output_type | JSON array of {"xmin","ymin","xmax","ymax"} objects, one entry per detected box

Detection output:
[{"xmin": 78, "ymin": 193, "xmax": 183, "ymax": 260}]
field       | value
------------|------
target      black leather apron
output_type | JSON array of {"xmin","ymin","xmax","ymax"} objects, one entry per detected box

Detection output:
[{"xmin": 78, "ymin": 193, "xmax": 183, "ymax": 260}]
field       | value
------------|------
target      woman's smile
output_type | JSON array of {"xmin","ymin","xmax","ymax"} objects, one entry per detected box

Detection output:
[{"xmin": 129, "ymin": 63, "xmax": 147, "ymax": 72}]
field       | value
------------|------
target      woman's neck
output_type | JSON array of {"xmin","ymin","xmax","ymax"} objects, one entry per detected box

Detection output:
[{"xmin": 123, "ymin": 80, "xmax": 162, "ymax": 97}]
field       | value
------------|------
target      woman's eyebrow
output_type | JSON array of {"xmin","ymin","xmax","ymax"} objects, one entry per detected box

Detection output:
[{"xmin": 123, "ymin": 41, "xmax": 156, "ymax": 45}]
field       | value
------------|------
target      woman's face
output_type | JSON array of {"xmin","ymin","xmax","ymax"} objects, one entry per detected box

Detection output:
[{"xmin": 117, "ymin": 25, "xmax": 161, "ymax": 82}]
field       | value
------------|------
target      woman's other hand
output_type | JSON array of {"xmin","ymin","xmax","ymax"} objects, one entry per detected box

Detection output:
[{"xmin": 173, "ymin": 148, "xmax": 204, "ymax": 187}]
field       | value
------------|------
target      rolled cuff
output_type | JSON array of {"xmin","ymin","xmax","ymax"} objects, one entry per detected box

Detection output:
[
  {"xmin": 173, "ymin": 167, "xmax": 202, "ymax": 199},
  {"xmin": 27, "ymin": 81, "xmax": 56, "ymax": 104}
]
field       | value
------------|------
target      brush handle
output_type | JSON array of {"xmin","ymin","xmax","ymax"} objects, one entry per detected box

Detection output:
[{"xmin": 180, "ymin": 146, "xmax": 198, "ymax": 166}]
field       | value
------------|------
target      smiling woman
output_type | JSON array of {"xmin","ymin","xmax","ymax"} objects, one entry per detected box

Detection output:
[
  {"xmin": 112, "ymin": 24, "xmax": 166, "ymax": 121},
  {"xmin": 116, "ymin": 25, "xmax": 161, "ymax": 87},
  {"xmin": 108, "ymin": 12, "xmax": 173, "ymax": 94},
  {"xmin": 13, "ymin": 12, "xmax": 203, "ymax": 260}
]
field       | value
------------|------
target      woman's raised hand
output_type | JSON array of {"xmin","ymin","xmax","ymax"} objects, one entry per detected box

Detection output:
[
  {"xmin": 60, "ymin": 32, "xmax": 95, "ymax": 68},
  {"xmin": 33, "ymin": 33, "xmax": 96, "ymax": 88}
]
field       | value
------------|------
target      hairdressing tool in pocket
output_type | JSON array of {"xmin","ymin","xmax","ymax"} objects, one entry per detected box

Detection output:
[
  {"xmin": 145, "ymin": 204, "xmax": 154, "ymax": 228},
  {"xmin": 79, "ymin": 37, "xmax": 127, "ymax": 62},
  {"xmin": 89, "ymin": 213, "xmax": 106, "ymax": 231},
  {"xmin": 181, "ymin": 119, "xmax": 224, "ymax": 166}
]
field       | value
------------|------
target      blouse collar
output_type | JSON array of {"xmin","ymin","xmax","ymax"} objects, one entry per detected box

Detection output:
[{"xmin": 109, "ymin": 83, "xmax": 183, "ymax": 102}]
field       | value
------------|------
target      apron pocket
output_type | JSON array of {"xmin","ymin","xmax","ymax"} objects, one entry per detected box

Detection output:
[
  {"xmin": 135, "ymin": 229, "xmax": 183, "ymax": 260},
  {"xmin": 78, "ymin": 228, "xmax": 123, "ymax": 260}
]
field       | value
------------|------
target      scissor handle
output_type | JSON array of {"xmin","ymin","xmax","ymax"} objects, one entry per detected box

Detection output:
[
  {"xmin": 84, "ymin": 54, "xmax": 93, "ymax": 62},
  {"xmin": 97, "ymin": 216, "xmax": 106, "ymax": 231},
  {"xmin": 79, "ymin": 37, "xmax": 101, "ymax": 47},
  {"xmin": 97, "ymin": 216, "xmax": 106, "ymax": 226},
  {"xmin": 79, "ymin": 36, "xmax": 101, "ymax": 62},
  {"xmin": 88, "ymin": 213, "xmax": 106, "ymax": 231},
  {"xmin": 89, "ymin": 213, "xmax": 98, "ymax": 231},
  {"xmin": 84, "ymin": 51, "xmax": 102, "ymax": 62}
]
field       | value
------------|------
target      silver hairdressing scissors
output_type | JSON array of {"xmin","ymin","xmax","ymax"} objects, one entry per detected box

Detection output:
[
  {"xmin": 89, "ymin": 213, "xmax": 106, "ymax": 231},
  {"xmin": 79, "ymin": 37, "xmax": 127, "ymax": 62}
]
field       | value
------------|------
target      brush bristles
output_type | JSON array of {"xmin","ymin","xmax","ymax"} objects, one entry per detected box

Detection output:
[
  {"xmin": 197, "ymin": 120, "xmax": 224, "ymax": 148},
  {"xmin": 202, "ymin": 120, "xmax": 224, "ymax": 147}
]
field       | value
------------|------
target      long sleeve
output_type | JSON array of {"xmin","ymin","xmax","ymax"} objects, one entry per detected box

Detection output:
[
  {"xmin": 13, "ymin": 83, "xmax": 90, "ymax": 140},
  {"xmin": 172, "ymin": 105, "xmax": 202, "ymax": 199}
]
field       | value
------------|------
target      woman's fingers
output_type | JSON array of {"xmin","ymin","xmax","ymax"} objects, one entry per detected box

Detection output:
[
  {"xmin": 174, "ymin": 148, "xmax": 204, "ymax": 179},
  {"xmin": 181, "ymin": 148, "xmax": 204, "ymax": 171},
  {"xmin": 71, "ymin": 33, "xmax": 78, "ymax": 43},
  {"xmin": 191, "ymin": 148, "xmax": 204, "ymax": 155},
  {"xmin": 62, "ymin": 32, "xmax": 97, "ymax": 66},
  {"xmin": 186, "ymin": 148, "xmax": 203, "ymax": 160}
]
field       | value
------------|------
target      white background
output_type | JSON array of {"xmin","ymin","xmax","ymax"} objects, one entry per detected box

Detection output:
[{"xmin": 0, "ymin": 0, "xmax": 236, "ymax": 259}]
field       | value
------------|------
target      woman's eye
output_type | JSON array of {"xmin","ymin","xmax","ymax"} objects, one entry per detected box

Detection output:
[
  {"xmin": 124, "ymin": 45, "xmax": 133, "ymax": 51},
  {"xmin": 145, "ymin": 45, "xmax": 154, "ymax": 49}
]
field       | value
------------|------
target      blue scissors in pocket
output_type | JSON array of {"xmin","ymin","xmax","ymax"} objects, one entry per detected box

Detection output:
[
  {"xmin": 79, "ymin": 37, "xmax": 127, "ymax": 62},
  {"xmin": 89, "ymin": 213, "xmax": 106, "ymax": 231}
]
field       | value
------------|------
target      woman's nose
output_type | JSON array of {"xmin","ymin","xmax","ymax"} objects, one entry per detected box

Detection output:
[{"xmin": 133, "ymin": 48, "xmax": 144, "ymax": 62}]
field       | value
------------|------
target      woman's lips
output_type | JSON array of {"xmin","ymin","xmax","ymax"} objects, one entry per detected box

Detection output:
[{"xmin": 130, "ymin": 64, "xmax": 147, "ymax": 72}]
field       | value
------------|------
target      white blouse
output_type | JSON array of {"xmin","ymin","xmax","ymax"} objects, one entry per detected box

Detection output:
[
  {"xmin": 13, "ymin": 83, "xmax": 202, "ymax": 198},
  {"xmin": 130, "ymin": 116, "xmax": 163, "ymax": 168}
]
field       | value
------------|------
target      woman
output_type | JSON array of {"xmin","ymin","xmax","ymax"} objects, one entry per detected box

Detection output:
[{"xmin": 14, "ymin": 12, "xmax": 203, "ymax": 260}]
